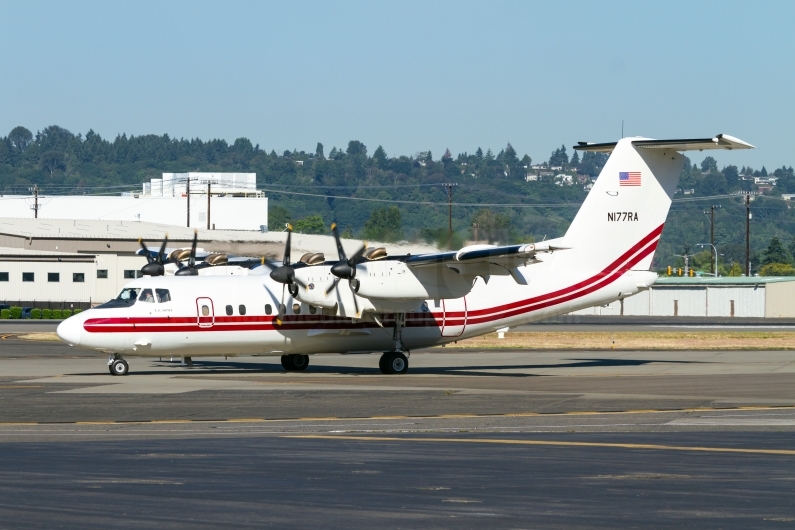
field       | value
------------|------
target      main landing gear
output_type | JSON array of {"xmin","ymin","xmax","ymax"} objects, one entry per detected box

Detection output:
[
  {"xmin": 108, "ymin": 354, "xmax": 128, "ymax": 376},
  {"xmin": 379, "ymin": 351, "xmax": 408, "ymax": 374},
  {"xmin": 281, "ymin": 354, "xmax": 309, "ymax": 371},
  {"xmin": 379, "ymin": 313, "xmax": 409, "ymax": 374}
]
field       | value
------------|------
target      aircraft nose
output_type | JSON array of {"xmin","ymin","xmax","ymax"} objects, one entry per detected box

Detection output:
[{"xmin": 56, "ymin": 316, "xmax": 82, "ymax": 346}]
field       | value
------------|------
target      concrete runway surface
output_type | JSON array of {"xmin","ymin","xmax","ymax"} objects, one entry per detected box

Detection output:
[{"xmin": 2, "ymin": 337, "xmax": 795, "ymax": 528}]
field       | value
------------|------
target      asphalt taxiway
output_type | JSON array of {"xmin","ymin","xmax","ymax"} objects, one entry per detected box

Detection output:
[{"xmin": 1, "ymin": 336, "xmax": 795, "ymax": 528}]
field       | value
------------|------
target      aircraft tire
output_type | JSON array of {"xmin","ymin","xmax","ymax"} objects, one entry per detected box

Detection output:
[
  {"xmin": 383, "ymin": 352, "xmax": 408, "ymax": 375},
  {"xmin": 281, "ymin": 354, "xmax": 309, "ymax": 371},
  {"xmin": 110, "ymin": 359, "xmax": 129, "ymax": 376},
  {"xmin": 378, "ymin": 354, "xmax": 389, "ymax": 374}
]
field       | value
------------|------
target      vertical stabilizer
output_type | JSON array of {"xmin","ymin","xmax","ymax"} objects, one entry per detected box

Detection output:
[{"xmin": 564, "ymin": 138, "xmax": 685, "ymax": 272}]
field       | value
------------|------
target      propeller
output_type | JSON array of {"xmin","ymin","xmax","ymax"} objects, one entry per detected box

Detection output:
[
  {"xmin": 326, "ymin": 223, "xmax": 367, "ymax": 315},
  {"xmin": 260, "ymin": 224, "xmax": 306, "ymax": 324},
  {"xmin": 174, "ymin": 230, "xmax": 199, "ymax": 276},
  {"xmin": 139, "ymin": 235, "xmax": 168, "ymax": 276}
]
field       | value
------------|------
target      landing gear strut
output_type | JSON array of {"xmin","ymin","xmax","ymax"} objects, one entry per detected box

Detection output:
[
  {"xmin": 281, "ymin": 354, "xmax": 309, "ymax": 371},
  {"xmin": 108, "ymin": 354, "xmax": 129, "ymax": 376},
  {"xmin": 379, "ymin": 313, "xmax": 409, "ymax": 374}
]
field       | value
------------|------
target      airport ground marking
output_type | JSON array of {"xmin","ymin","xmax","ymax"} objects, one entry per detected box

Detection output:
[
  {"xmin": 284, "ymin": 434, "xmax": 795, "ymax": 457},
  {"xmin": 2, "ymin": 405, "xmax": 795, "ymax": 427}
]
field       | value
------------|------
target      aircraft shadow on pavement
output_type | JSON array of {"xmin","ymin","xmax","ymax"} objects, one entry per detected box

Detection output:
[{"xmin": 73, "ymin": 357, "xmax": 704, "ymax": 378}]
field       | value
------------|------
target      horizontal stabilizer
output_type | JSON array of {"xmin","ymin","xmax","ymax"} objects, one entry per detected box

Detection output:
[
  {"xmin": 574, "ymin": 134, "xmax": 754, "ymax": 153},
  {"xmin": 405, "ymin": 239, "xmax": 569, "ymax": 267}
]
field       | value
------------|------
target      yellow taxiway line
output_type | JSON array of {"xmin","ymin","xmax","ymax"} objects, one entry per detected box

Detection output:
[
  {"xmin": 0, "ymin": 404, "xmax": 794, "ymax": 427},
  {"xmin": 283, "ymin": 434, "xmax": 795, "ymax": 456}
]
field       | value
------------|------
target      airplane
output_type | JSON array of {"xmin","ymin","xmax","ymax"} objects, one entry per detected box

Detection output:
[{"xmin": 56, "ymin": 134, "xmax": 754, "ymax": 376}]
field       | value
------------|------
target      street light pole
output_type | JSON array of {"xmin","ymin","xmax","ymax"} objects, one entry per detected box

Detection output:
[
  {"xmin": 703, "ymin": 204, "xmax": 720, "ymax": 275},
  {"xmin": 698, "ymin": 243, "xmax": 718, "ymax": 276}
]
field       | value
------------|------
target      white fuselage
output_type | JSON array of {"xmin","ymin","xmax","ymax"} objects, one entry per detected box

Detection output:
[{"xmin": 56, "ymin": 234, "xmax": 659, "ymax": 358}]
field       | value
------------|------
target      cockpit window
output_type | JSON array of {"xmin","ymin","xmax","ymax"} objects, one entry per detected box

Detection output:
[
  {"xmin": 118, "ymin": 288, "xmax": 140, "ymax": 302},
  {"xmin": 138, "ymin": 289, "xmax": 155, "ymax": 303},
  {"xmin": 156, "ymin": 289, "xmax": 171, "ymax": 303},
  {"xmin": 95, "ymin": 287, "xmax": 140, "ymax": 309}
]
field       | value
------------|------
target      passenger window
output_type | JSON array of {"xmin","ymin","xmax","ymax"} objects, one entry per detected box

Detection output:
[
  {"xmin": 265, "ymin": 304, "xmax": 272, "ymax": 315},
  {"xmin": 138, "ymin": 289, "xmax": 155, "ymax": 303},
  {"xmin": 226, "ymin": 305, "xmax": 233, "ymax": 316},
  {"xmin": 239, "ymin": 304, "xmax": 246, "ymax": 315},
  {"xmin": 293, "ymin": 303, "xmax": 301, "ymax": 314},
  {"xmin": 156, "ymin": 289, "xmax": 171, "ymax": 303},
  {"xmin": 201, "ymin": 305, "xmax": 210, "ymax": 316},
  {"xmin": 309, "ymin": 305, "xmax": 317, "ymax": 315}
]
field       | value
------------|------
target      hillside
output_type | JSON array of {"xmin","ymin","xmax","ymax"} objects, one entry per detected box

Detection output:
[{"xmin": 3, "ymin": 125, "xmax": 795, "ymax": 274}]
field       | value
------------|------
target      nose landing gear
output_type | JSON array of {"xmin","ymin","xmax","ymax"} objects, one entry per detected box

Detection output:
[{"xmin": 108, "ymin": 354, "xmax": 129, "ymax": 376}]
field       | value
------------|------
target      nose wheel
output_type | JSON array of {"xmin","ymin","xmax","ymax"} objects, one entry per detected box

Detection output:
[{"xmin": 108, "ymin": 354, "xmax": 129, "ymax": 376}]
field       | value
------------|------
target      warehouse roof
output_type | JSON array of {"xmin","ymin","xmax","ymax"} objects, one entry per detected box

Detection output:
[
  {"xmin": 655, "ymin": 276, "xmax": 795, "ymax": 285},
  {"xmin": 0, "ymin": 218, "xmax": 438, "ymax": 257},
  {"xmin": 0, "ymin": 246, "xmax": 87, "ymax": 257}
]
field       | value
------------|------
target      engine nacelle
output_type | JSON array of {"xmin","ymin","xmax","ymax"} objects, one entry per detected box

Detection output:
[{"xmin": 354, "ymin": 261, "xmax": 472, "ymax": 301}]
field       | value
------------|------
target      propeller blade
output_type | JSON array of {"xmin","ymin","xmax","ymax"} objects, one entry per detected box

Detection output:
[
  {"xmin": 157, "ymin": 234, "xmax": 168, "ymax": 265},
  {"xmin": 188, "ymin": 230, "xmax": 197, "ymax": 268},
  {"xmin": 350, "ymin": 282, "xmax": 359, "ymax": 315},
  {"xmin": 349, "ymin": 243, "xmax": 367, "ymax": 266},
  {"xmin": 330, "ymin": 223, "xmax": 347, "ymax": 261},
  {"xmin": 325, "ymin": 278, "xmax": 339, "ymax": 295},
  {"xmin": 138, "ymin": 239, "xmax": 154, "ymax": 264},
  {"xmin": 283, "ymin": 224, "xmax": 292, "ymax": 266},
  {"xmin": 293, "ymin": 277, "xmax": 306, "ymax": 289}
]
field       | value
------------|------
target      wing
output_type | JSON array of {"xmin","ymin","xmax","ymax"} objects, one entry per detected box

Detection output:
[{"xmin": 404, "ymin": 239, "xmax": 570, "ymax": 284}]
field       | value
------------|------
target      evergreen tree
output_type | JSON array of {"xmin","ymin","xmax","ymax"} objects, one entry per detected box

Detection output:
[
  {"xmin": 362, "ymin": 206, "xmax": 402, "ymax": 242},
  {"xmin": 761, "ymin": 237, "xmax": 793, "ymax": 266},
  {"xmin": 315, "ymin": 142, "xmax": 324, "ymax": 159}
]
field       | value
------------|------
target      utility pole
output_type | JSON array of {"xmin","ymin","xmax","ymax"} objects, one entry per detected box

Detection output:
[
  {"xmin": 186, "ymin": 177, "xmax": 191, "ymax": 228},
  {"xmin": 29, "ymin": 185, "xmax": 39, "ymax": 218},
  {"xmin": 207, "ymin": 181, "xmax": 211, "ymax": 229},
  {"xmin": 745, "ymin": 194, "xmax": 751, "ymax": 276},
  {"xmin": 444, "ymin": 183, "xmax": 457, "ymax": 249},
  {"xmin": 674, "ymin": 253, "xmax": 694, "ymax": 276}
]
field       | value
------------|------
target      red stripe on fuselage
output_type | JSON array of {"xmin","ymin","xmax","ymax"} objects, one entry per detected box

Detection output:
[{"xmin": 84, "ymin": 224, "xmax": 662, "ymax": 334}]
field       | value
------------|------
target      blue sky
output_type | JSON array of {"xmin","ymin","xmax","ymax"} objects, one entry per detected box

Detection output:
[{"xmin": 1, "ymin": 0, "xmax": 792, "ymax": 169}]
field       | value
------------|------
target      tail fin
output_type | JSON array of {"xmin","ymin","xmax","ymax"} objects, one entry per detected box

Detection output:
[{"xmin": 563, "ymin": 134, "xmax": 753, "ymax": 272}]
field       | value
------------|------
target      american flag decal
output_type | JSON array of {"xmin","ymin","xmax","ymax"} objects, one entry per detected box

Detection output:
[{"xmin": 619, "ymin": 171, "xmax": 641, "ymax": 186}]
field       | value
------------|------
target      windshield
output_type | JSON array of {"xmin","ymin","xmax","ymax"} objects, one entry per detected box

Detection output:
[{"xmin": 95, "ymin": 287, "xmax": 141, "ymax": 309}]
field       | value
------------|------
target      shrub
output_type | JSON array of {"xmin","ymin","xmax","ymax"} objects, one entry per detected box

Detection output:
[
  {"xmin": 9, "ymin": 306, "xmax": 22, "ymax": 319},
  {"xmin": 0, "ymin": 309, "xmax": 9, "ymax": 319},
  {"xmin": 73, "ymin": 309, "xmax": 82, "ymax": 314},
  {"xmin": 52, "ymin": 309, "xmax": 63, "ymax": 319},
  {"xmin": 42, "ymin": 309, "xmax": 52, "ymax": 319},
  {"xmin": 62, "ymin": 309, "xmax": 72, "ymax": 318},
  {"xmin": 31, "ymin": 308, "xmax": 42, "ymax": 319}
]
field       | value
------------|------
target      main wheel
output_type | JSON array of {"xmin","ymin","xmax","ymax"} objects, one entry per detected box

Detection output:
[
  {"xmin": 378, "ymin": 354, "xmax": 389, "ymax": 374},
  {"xmin": 384, "ymin": 352, "xmax": 408, "ymax": 375},
  {"xmin": 111, "ymin": 359, "xmax": 129, "ymax": 376},
  {"xmin": 281, "ymin": 354, "xmax": 309, "ymax": 371}
]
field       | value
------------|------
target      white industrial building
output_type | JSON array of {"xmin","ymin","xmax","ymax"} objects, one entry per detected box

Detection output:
[
  {"xmin": 0, "ymin": 218, "xmax": 438, "ymax": 309},
  {"xmin": 0, "ymin": 172, "xmax": 267, "ymax": 231},
  {"xmin": 571, "ymin": 277, "xmax": 795, "ymax": 318}
]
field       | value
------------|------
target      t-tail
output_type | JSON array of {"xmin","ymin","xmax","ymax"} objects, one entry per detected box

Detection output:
[{"xmin": 561, "ymin": 134, "xmax": 754, "ymax": 274}]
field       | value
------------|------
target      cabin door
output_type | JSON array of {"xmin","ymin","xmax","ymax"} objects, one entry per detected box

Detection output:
[
  {"xmin": 196, "ymin": 297, "xmax": 215, "ymax": 328},
  {"xmin": 441, "ymin": 297, "xmax": 467, "ymax": 337}
]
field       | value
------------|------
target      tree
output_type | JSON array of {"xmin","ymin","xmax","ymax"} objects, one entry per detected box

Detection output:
[
  {"xmin": 40, "ymin": 150, "xmax": 65, "ymax": 176},
  {"xmin": 8, "ymin": 126, "xmax": 32, "ymax": 151},
  {"xmin": 701, "ymin": 156, "xmax": 718, "ymax": 173},
  {"xmin": 442, "ymin": 148, "xmax": 453, "ymax": 165},
  {"xmin": 549, "ymin": 144, "xmax": 568, "ymax": 167},
  {"xmin": 722, "ymin": 165, "xmax": 739, "ymax": 188},
  {"xmin": 268, "ymin": 206, "xmax": 291, "ymax": 231},
  {"xmin": 471, "ymin": 209, "xmax": 512, "ymax": 243},
  {"xmin": 315, "ymin": 142, "xmax": 324, "ymax": 160},
  {"xmin": 504, "ymin": 143, "xmax": 518, "ymax": 165},
  {"xmin": 373, "ymin": 145, "xmax": 387, "ymax": 165},
  {"xmin": 362, "ymin": 206, "xmax": 402, "ymax": 242},
  {"xmin": 761, "ymin": 236, "xmax": 793, "ymax": 266},
  {"xmin": 293, "ymin": 214, "xmax": 325, "ymax": 234},
  {"xmin": 570, "ymin": 150, "xmax": 580, "ymax": 169},
  {"xmin": 475, "ymin": 147, "xmax": 483, "ymax": 159},
  {"xmin": 759, "ymin": 263, "xmax": 795, "ymax": 276},
  {"xmin": 346, "ymin": 140, "xmax": 367, "ymax": 158}
]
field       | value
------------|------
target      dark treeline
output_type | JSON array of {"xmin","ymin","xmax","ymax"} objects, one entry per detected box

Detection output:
[{"xmin": 2, "ymin": 124, "xmax": 795, "ymax": 274}]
